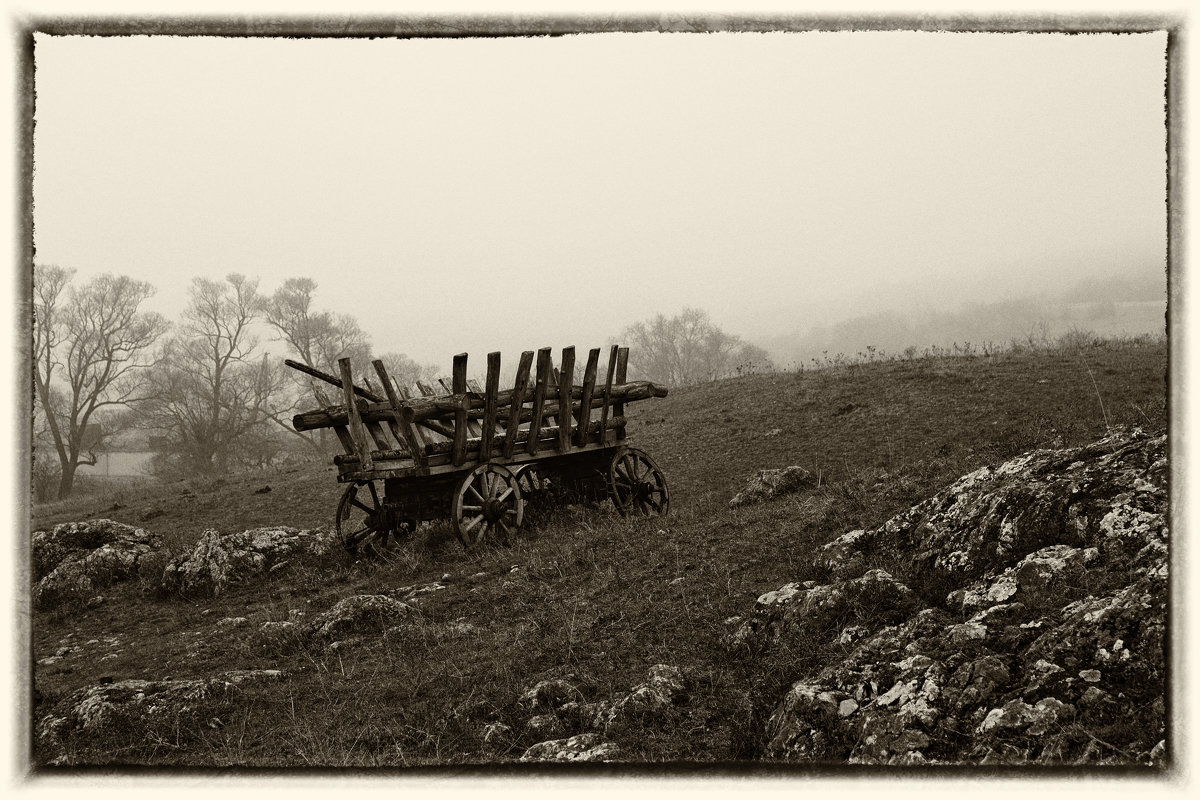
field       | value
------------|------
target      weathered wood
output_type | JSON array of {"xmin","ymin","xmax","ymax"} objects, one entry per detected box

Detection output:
[
  {"xmin": 365, "ymin": 420, "xmax": 392, "ymax": 450},
  {"xmin": 333, "ymin": 417, "xmax": 629, "ymax": 464},
  {"xmin": 292, "ymin": 380, "xmax": 667, "ymax": 431},
  {"xmin": 505, "ymin": 350, "xmax": 534, "ymax": 459},
  {"xmin": 286, "ymin": 359, "xmax": 383, "ymax": 402},
  {"xmin": 339, "ymin": 358, "xmax": 372, "ymax": 471},
  {"xmin": 599, "ymin": 344, "xmax": 618, "ymax": 447},
  {"xmin": 557, "ymin": 348, "xmax": 575, "ymax": 452},
  {"xmin": 451, "ymin": 354, "xmax": 469, "ymax": 467},
  {"xmin": 480, "ymin": 352, "xmax": 501, "ymax": 461},
  {"xmin": 527, "ymin": 348, "xmax": 552, "ymax": 456},
  {"xmin": 416, "ymin": 380, "xmax": 435, "ymax": 397},
  {"xmin": 332, "ymin": 425, "xmax": 356, "ymax": 455},
  {"xmin": 575, "ymin": 348, "xmax": 600, "ymax": 446},
  {"xmin": 373, "ymin": 359, "xmax": 428, "ymax": 467},
  {"xmin": 614, "ymin": 346, "xmax": 629, "ymax": 440}
]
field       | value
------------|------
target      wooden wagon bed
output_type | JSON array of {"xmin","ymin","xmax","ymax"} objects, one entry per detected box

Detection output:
[{"xmin": 289, "ymin": 344, "xmax": 670, "ymax": 553}]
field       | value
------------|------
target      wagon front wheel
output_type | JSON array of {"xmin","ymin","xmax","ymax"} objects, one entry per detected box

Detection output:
[
  {"xmin": 608, "ymin": 447, "xmax": 669, "ymax": 517},
  {"xmin": 452, "ymin": 463, "xmax": 524, "ymax": 549},
  {"xmin": 336, "ymin": 480, "xmax": 398, "ymax": 556}
]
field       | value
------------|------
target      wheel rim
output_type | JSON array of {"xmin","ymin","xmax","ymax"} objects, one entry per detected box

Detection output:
[
  {"xmin": 516, "ymin": 466, "xmax": 550, "ymax": 496},
  {"xmin": 608, "ymin": 448, "xmax": 670, "ymax": 517},
  {"xmin": 335, "ymin": 481, "xmax": 396, "ymax": 555},
  {"xmin": 452, "ymin": 464, "xmax": 524, "ymax": 548}
]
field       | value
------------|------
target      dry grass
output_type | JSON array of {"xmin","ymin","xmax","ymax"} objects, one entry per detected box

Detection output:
[{"xmin": 30, "ymin": 334, "xmax": 1168, "ymax": 766}]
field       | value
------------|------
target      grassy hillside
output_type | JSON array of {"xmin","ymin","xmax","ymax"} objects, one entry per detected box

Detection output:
[{"xmin": 29, "ymin": 336, "xmax": 1168, "ymax": 766}]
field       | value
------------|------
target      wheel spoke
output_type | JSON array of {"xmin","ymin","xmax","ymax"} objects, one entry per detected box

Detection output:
[
  {"xmin": 496, "ymin": 486, "xmax": 514, "ymax": 504},
  {"xmin": 462, "ymin": 514, "xmax": 485, "ymax": 534},
  {"xmin": 461, "ymin": 504, "xmax": 484, "ymax": 513},
  {"xmin": 350, "ymin": 498, "xmax": 374, "ymax": 514},
  {"xmin": 647, "ymin": 496, "xmax": 664, "ymax": 513},
  {"xmin": 467, "ymin": 485, "xmax": 485, "ymax": 504},
  {"xmin": 367, "ymin": 482, "xmax": 380, "ymax": 508}
]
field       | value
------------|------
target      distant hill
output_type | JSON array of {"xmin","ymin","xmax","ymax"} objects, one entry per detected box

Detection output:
[{"xmin": 756, "ymin": 270, "xmax": 1166, "ymax": 368}]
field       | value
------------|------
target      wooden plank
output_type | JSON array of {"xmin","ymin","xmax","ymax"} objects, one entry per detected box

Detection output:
[
  {"xmin": 451, "ymin": 353, "xmax": 469, "ymax": 467},
  {"xmin": 286, "ymin": 359, "xmax": 382, "ymax": 402},
  {"xmin": 415, "ymin": 380, "xmax": 435, "ymax": 397},
  {"xmin": 557, "ymin": 347, "xmax": 575, "ymax": 452},
  {"xmin": 527, "ymin": 348, "xmax": 552, "ymax": 455},
  {"xmin": 364, "ymin": 420, "xmax": 392, "ymax": 450},
  {"xmin": 338, "ymin": 357, "xmax": 372, "ymax": 471},
  {"xmin": 480, "ymin": 351, "xmax": 501, "ymax": 461},
  {"xmin": 599, "ymin": 344, "xmax": 618, "ymax": 447},
  {"xmin": 575, "ymin": 348, "xmax": 600, "ymax": 446},
  {"xmin": 613, "ymin": 346, "xmax": 630, "ymax": 440},
  {"xmin": 504, "ymin": 350, "xmax": 534, "ymax": 459},
  {"xmin": 372, "ymin": 359, "xmax": 427, "ymax": 467},
  {"xmin": 332, "ymin": 425, "xmax": 356, "ymax": 455}
]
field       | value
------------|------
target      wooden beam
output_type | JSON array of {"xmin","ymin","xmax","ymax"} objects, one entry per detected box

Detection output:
[
  {"xmin": 599, "ymin": 344, "xmax": 618, "ymax": 447},
  {"xmin": 480, "ymin": 351, "xmax": 501, "ymax": 461},
  {"xmin": 505, "ymin": 350, "xmax": 534, "ymax": 459},
  {"xmin": 372, "ymin": 359, "xmax": 427, "ymax": 467},
  {"xmin": 613, "ymin": 346, "xmax": 629, "ymax": 440},
  {"xmin": 286, "ymin": 358, "xmax": 382, "ymax": 402},
  {"xmin": 451, "ymin": 353, "xmax": 469, "ymax": 466},
  {"xmin": 575, "ymin": 348, "xmax": 600, "ymax": 446},
  {"xmin": 338, "ymin": 357, "xmax": 372, "ymax": 471},
  {"xmin": 527, "ymin": 348, "xmax": 552, "ymax": 455},
  {"xmin": 557, "ymin": 347, "xmax": 575, "ymax": 452}
]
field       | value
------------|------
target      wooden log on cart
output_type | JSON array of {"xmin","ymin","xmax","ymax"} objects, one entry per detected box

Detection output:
[
  {"xmin": 338, "ymin": 358, "xmax": 373, "ymax": 471},
  {"xmin": 527, "ymin": 348, "xmax": 553, "ymax": 456},
  {"xmin": 372, "ymin": 359, "xmax": 428, "ymax": 467},
  {"xmin": 575, "ymin": 348, "xmax": 600, "ymax": 447},
  {"xmin": 599, "ymin": 344, "xmax": 618, "ymax": 447},
  {"xmin": 292, "ymin": 380, "xmax": 666, "ymax": 431},
  {"xmin": 480, "ymin": 351, "xmax": 502, "ymax": 460}
]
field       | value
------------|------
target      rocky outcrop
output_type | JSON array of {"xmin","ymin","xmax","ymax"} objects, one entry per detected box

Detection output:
[
  {"xmin": 32, "ymin": 520, "xmax": 163, "ymax": 610},
  {"xmin": 729, "ymin": 467, "xmax": 815, "ymax": 508},
  {"xmin": 511, "ymin": 664, "xmax": 686, "ymax": 761},
  {"xmin": 302, "ymin": 594, "xmax": 414, "ymax": 639},
  {"xmin": 36, "ymin": 670, "xmax": 285, "ymax": 765},
  {"xmin": 741, "ymin": 428, "xmax": 1167, "ymax": 766},
  {"xmin": 160, "ymin": 526, "xmax": 336, "ymax": 598}
]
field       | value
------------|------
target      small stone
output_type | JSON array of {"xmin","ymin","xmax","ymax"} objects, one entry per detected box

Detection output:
[
  {"xmin": 1079, "ymin": 669, "xmax": 1102, "ymax": 683},
  {"xmin": 838, "ymin": 699, "xmax": 859, "ymax": 717}
]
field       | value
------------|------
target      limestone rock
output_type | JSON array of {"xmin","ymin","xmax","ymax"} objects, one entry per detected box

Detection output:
[
  {"xmin": 161, "ymin": 526, "xmax": 336, "ymax": 598},
  {"xmin": 729, "ymin": 466, "xmax": 815, "ymax": 508},
  {"xmin": 519, "ymin": 733, "xmax": 622, "ymax": 762},
  {"xmin": 32, "ymin": 520, "xmax": 163, "ymax": 610},
  {"xmin": 755, "ymin": 428, "xmax": 1167, "ymax": 765},
  {"xmin": 303, "ymin": 594, "xmax": 414, "ymax": 639}
]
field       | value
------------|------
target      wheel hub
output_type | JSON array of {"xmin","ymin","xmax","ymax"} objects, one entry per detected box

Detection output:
[{"xmin": 483, "ymin": 498, "xmax": 505, "ymax": 522}]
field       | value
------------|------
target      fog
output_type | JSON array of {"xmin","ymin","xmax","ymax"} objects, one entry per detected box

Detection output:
[{"xmin": 31, "ymin": 30, "xmax": 1167, "ymax": 371}]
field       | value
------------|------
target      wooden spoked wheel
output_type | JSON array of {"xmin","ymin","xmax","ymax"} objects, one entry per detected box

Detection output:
[
  {"xmin": 451, "ymin": 463, "xmax": 524, "ymax": 548},
  {"xmin": 335, "ymin": 481, "xmax": 398, "ymax": 555},
  {"xmin": 608, "ymin": 447, "xmax": 670, "ymax": 517},
  {"xmin": 515, "ymin": 465, "xmax": 551, "ymax": 497}
]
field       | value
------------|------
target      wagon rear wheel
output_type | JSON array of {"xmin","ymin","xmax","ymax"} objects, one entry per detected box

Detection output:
[
  {"xmin": 452, "ymin": 463, "xmax": 524, "ymax": 549},
  {"xmin": 608, "ymin": 447, "xmax": 669, "ymax": 517},
  {"xmin": 336, "ymin": 480, "xmax": 399, "ymax": 557}
]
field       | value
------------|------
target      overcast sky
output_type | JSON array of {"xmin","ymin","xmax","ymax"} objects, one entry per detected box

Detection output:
[{"xmin": 31, "ymin": 29, "xmax": 1167, "ymax": 368}]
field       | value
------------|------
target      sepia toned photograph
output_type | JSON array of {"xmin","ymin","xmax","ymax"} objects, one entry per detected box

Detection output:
[{"xmin": 18, "ymin": 8, "xmax": 1175, "ymax": 778}]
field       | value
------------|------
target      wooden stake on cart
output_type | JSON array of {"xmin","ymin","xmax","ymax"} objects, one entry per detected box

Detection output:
[
  {"xmin": 599, "ymin": 345, "xmax": 618, "ymax": 447},
  {"xmin": 505, "ymin": 351, "xmax": 534, "ymax": 459},
  {"xmin": 480, "ymin": 352, "xmax": 501, "ymax": 460},
  {"xmin": 372, "ymin": 359, "xmax": 428, "ymax": 467},
  {"xmin": 451, "ymin": 354, "xmax": 469, "ymax": 466},
  {"xmin": 557, "ymin": 347, "xmax": 575, "ymax": 452},
  {"xmin": 575, "ymin": 348, "xmax": 600, "ymax": 447},
  {"xmin": 338, "ymin": 357, "xmax": 373, "ymax": 471},
  {"xmin": 527, "ymin": 348, "xmax": 552, "ymax": 456}
]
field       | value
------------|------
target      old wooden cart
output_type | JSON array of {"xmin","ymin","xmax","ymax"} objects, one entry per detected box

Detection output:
[{"xmin": 289, "ymin": 345, "xmax": 670, "ymax": 553}]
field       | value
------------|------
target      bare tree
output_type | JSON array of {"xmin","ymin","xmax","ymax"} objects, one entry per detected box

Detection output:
[
  {"xmin": 619, "ymin": 307, "xmax": 774, "ymax": 386},
  {"xmin": 138, "ymin": 274, "xmax": 289, "ymax": 476},
  {"xmin": 32, "ymin": 266, "xmax": 168, "ymax": 499}
]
